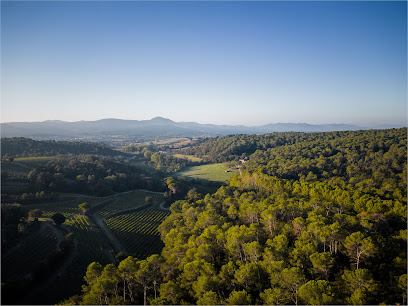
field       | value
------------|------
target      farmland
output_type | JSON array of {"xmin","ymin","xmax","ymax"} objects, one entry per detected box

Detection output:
[
  {"xmin": 140, "ymin": 137, "xmax": 198, "ymax": 148},
  {"xmin": 2, "ymin": 189, "xmax": 169, "ymax": 304},
  {"xmin": 175, "ymin": 163, "xmax": 239, "ymax": 182},
  {"xmin": 2, "ymin": 223, "xmax": 59, "ymax": 282},
  {"xmin": 98, "ymin": 190, "xmax": 163, "ymax": 218},
  {"xmin": 105, "ymin": 209, "xmax": 170, "ymax": 258}
]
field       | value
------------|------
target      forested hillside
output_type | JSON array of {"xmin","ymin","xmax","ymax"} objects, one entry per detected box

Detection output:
[
  {"xmin": 2, "ymin": 155, "xmax": 165, "ymax": 201},
  {"xmin": 1, "ymin": 138, "xmax": 121, "ymax": 158},
  {"xmin": 61, "ymin": 128, "xmax": 407, "ymax": 305}
]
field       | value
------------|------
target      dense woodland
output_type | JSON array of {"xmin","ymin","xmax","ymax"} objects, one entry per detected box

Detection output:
[
  {"xmin": 55, "ymin": 128, "xmax": 407, "ymax": 305},
  {"xmin": 127, "ymin": 145, "xmax": 198, "ymax": 173},
  {"xmin": 1, "ymin": 137, "xmax": 122, "ymax": 158},
  {"xmin": 2, "ymin": 155, "xmax": 165, "ymax": 201}
]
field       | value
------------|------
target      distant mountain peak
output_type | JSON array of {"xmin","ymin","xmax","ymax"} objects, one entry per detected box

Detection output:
[
  {"xmin": 150, "ymin": 117, "xmax": 174, "ymax": 123},
  {"xmin": 3, "ymin": 117, "xmax": 396, "ymax": 139}
]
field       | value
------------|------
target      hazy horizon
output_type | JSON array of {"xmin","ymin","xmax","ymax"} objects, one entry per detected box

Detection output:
[
  {"xmin": 1, "ymin": 1, "xmax": 407, "ymax": 126},
  {"xmin": 1, "ymin": 115, "xmax": 406, "ymax": 129}
]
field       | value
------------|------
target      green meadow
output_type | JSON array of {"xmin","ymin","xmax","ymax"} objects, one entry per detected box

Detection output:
[{"xmin": 175, "ymin": 163, "xmax": 239, "ymax": 182}]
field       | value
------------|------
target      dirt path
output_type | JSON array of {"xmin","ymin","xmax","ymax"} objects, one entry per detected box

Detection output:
[
  {"xmin": 88, "ymin": 213, "xmax": 129, "ymax": 256},
  {"xmin": 85, "ymin": 197, "xmax": 117, "ymax": 215},
  {"xmin": 159, "ymin": 202, "xmax": 170, "ymax": 211}
]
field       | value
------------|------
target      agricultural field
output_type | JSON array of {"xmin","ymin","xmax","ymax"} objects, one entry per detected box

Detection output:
[
  {"xmin": 31, "ymin": 197, "xmax": 105, "ymax": 219},
  {"xmin": 140, "ymin": 137, "xmax": 188, "ymax": 146},
  {"xmin": 175, "ymin": 163, "xmax": 239, "ymax": 182},
  {"xmin": 98, "ymin": 190, "xmax": 163, "ymax": 217},
  {"xmin": 36, "ymin": 214, "xmax": 113, "ymax": 305},
  {"xmin": 2, "ymin": 224, "xmax": 59, "ymax": 282},
  {"xmin": 65, "ymin": 214, "xmax": 112, "ymax": 274},
  {"xmin": 138, "ymin": 137, "xmax": 199, "ymax": 149},
  {"xmin": 2, "ymin": 189, "xmax": 169, "ymax": 304},
  {"xmin": 105, "ymin": 209, "xmax": 170, "ymax": 258}
]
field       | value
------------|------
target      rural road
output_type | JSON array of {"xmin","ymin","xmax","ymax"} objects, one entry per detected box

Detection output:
[{"xmin": 88, "ymin": 212, "xmax": 129, "ymax": 256}]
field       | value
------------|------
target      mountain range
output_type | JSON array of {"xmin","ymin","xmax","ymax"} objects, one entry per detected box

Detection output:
[{"xmin": 1, "ymin": 117, "xmax": 404, "ymax": 140}]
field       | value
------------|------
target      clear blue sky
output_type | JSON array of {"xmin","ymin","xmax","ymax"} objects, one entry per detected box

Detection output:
[{"xmin": 1, "ymin": 1, "xmax": 406, "ymax": 126}]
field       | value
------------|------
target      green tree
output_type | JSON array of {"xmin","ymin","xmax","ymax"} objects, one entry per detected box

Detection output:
[
  {"xmin": 234, "ymin": 262, "xmax": 267, "ymax": 292},
  {"xmin": 341, "ymin": 269, "xmax": 377, "ymax": 305},
  {"xmin": 196, "ymin": 291, "xmax": 221, "ymax": 305},
  {"xmin": 28, "ymin": 209, "xmax": 42, "ymax": 221},
  {"xmin": 218, "ymin": 261, "xmax": 238, "ymax": 292},
  {"xmin": 225, "ymin": 290, "xmax": 252, "ymax": 305},
  {"xmin": 97, "ymin": 264, "xmax": 121, "ymax": 304},
  {"xmin": 298, "ymin": 280, "xmax": 334, "ymax": 305},
  {"xmin": 117, "ymin": 256, "xmax": 139, "ymax": 304},
  {"xmin": 242, "ymin": 241, "xmax": 263, "ymax": 262},
  {"xmin": 84, "ymin": 262, "xmax": 103, "ymax": 287},
  {"xmin": 260, "ymin": 288, "xmax": 289, "ymax": 305},
  {"xmin": 186, "ymin": 189, "xmax": 202, "ymax": 202},
  {"xmin": 344, "ymin": 232, "xmax": 376, "ymax": 269},
  {"xmin": 78, "ymin": 202, "xmax": 91, "ymax": 215},
  {"xmin": 309, "ymin": 252, "xmax": 334, "ymax": 280},
  {"xmin": 264, "ymin": 235, "xmax": 289, "ymax": 262},
  {"xmin": 280, "ymin": 267, "xmax": 306, "ymax": 306},
  {"xmin": 156, "ymin": 280, "xmax": 184, "ymax": 305},
  {"xmin": 136, "ymin": 260, "xmax": 152, "ymax": 306},
  {"xmin": 51, "ymin": 212, "xmax": 66, "ymax": 226},
  {"xmin": 397, "ymin": 274, "xmax": 407, "ymax": 305},
  {"xmin": 146, "ymin": 254, "xmax": 164, "ymax": 300}
]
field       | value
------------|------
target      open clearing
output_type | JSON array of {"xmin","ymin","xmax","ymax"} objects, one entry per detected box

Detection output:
[
  {"xmin": 172, "ymin": 153, "xmax": 203, "ymax": 162},
  {"xmin": 175, "ymin": 163, "xmax": 239, "ymax": 182},
  {"xmin": 140, "ymin": 137, "xmax": 189, "ymax": 146},
  {"xmin": 14, "ymin": 156, "xmax": 55, "ymax": 162}
]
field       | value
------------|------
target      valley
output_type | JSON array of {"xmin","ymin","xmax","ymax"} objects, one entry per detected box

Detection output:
[{"xmin": 1, "ymin": 128, "xmax": 407, "ymax": 305}]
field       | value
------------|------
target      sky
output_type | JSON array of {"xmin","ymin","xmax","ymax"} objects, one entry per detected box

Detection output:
[{"xmin": 1, "ymin": 1, "xmax": 407, "ymax": 126}]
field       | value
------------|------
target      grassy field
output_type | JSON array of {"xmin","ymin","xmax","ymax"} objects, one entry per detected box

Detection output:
[
  {"xmin": 14, "ymin": 157, "xmax": 56, "ymax": 162},
  {"xmin": 172, "ymin": 153, "xmax": 203, "ymax": 162},
  {"xmin": 175, "ymin": 163, "xmax": 239, "ymax": 182},
  {"xmin": 140, "ymin": 137, "xmax": 189, "ymax": 146},
  {"xmin": 138, "ymin": 137, "xmax": 199, "ymax": 148}
]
